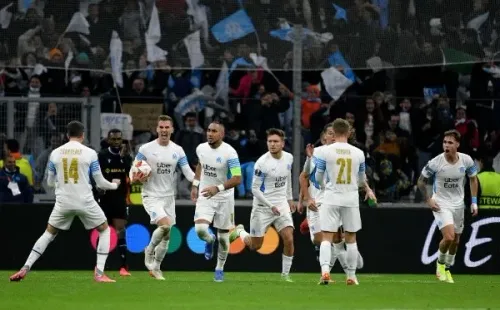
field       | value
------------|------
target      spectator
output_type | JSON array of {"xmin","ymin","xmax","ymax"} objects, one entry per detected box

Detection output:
[
  {"xmin": 0, "ymin": 139, "xmax": 34, "ymax": 186},
  {"xmin": 0, "ymin": 154, "xmax": 34, "ymax": 203}
]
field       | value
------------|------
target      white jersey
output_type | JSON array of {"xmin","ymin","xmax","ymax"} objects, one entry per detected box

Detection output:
[
  {"xmin": 47, "ymin": 141, "xmax": 109, "ymax": 205},
  {"xmin": 136, "ymin": 140, "xmax": 193, "ymax": 198},
  {"xmin": 304, "ymin": 145, "xmax": 330, "ymax": 201},
  {"xmin": 313, "ymin": 142, "xmax": 365, "ymax": 207},
  {"xmin": 421, "ymin": 152, "xmax": 477, "ymax": 209},
  {"xmin": 252, "ymin": 151, "xmax": 293, "ymax": 211},
  {"xmin": 197, "ymin": 142, "xmax": 241, "ymax": 201}
]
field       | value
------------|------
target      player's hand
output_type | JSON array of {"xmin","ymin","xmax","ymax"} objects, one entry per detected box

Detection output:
[
  {"xmin": 364, "ymin": 189, "xmax": 377, "ymax": 203},
  {"xmin": 288, "ymin": 200, "xmax": 296, "ymax": 213},
  {"xmin": 427, "ymin": 198, "xmax": 440, "ymax": 212},
  {"xmin": 201, "ymin": 185, "xmax": 219, "ymax": 198},
  {"xmin": 271, "ymin": 206, "xmax": 280, "ymax": 216},
  {"xmin": 305, "ymin": 143, "xmax": 314, "ymax": 158},
  {"xmin": 471, "ymin": 203, "xmax": 478, "ymax": 217},
  {"xmin": 112, "ymin": 179, "xmax": 121, "ymax": 185},
  {"xmin": 191, "ymin": 186, "xmax": 198, "ymax": 203},
  {"xmin": 307, "ymin": 199, "xmax": 318, "ymax": 212},
  {"xmin": 297, "ymin": 200, "xmax": 304, "ymax": 214}
]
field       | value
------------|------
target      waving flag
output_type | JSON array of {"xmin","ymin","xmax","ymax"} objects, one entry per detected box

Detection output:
[
  {"xmin": 184, "ymin": 31, "xmax": 204, "ymax": 69},
  {"xmin": 65, "ymin": 12, "xmax": 90, "ymax": 34},
  {"xmin": 321, "ymin": 67, "xmax": 353, "ymax": 100},
  {"xmin": 211, "ymin": 9, "xmax": 256, "ymax": 43},
  {"xmin": 327, "ymin": 51, "xmax": 356, "ymax": 83},
  {"xmin": 146, "ymin": 5, "xmax": 168, "ymax": 62}
]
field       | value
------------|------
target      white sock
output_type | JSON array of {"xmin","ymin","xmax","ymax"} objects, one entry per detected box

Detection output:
[
  {"xmin": 147, "ymin": 225, "xmax": 169, "ymax": 253},
  {"xmin": 345, "ymin": 242, "xmax": 358, "ymax": 278},
  {"xmin": 153, "ymin": 240, "xmax": 169, "ymax": 270},
  {"xmin": 438, "ymin": 250, "xmax": 446, "ymax": 265},
  {"xmin": 96, "ymin": 227, "xmax": 110, "ymax": 274},
  {"xmin": 329, "ymin": 244, "xmax": 337, "ymax": 271},
  {"xmin": 24, "ymin": 231, "xmax": 56, "ymax": 269},
  {"xmin": 334, "ymin": 241, "xmax": 348, "ymax": 271},
  {"xmin": 195, "ymin": 223, "xmax": 214, "ymax": 243},
  {"xmin": 319, "ymin": 241, "xmax": 331, "ymax": 274},
  {"xmin": 239, "ymin": 229, "xmax": 250, "ymax": 244},
  {"xmin": 445, "ymin": 252, "xmax": 455, "ymax": 268},
  {"xmin": 282, "ymin": 255, "xmax": 293, "ymax": 275},
  {"xmin": 216, "ymin": 232, "xmax": 229, "ymax": 271}
]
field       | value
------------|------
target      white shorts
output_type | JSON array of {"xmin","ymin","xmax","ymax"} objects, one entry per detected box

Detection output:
[
  {"xmin": 48, "ymin": 201, "xmax": 106, "ymax": 231},
  {"xmin": 307, "ymin": 208, "xmax": 321, "ymax": 237},
  {"xmin": 433, "ymin": 208, "xmax": 464, "ymax": 234},
  {"xmin": 319, "ymin": 204, "xmax": 361, "ymax": 233},
  {"xmin": 195, "ymin": 197, "xmax": 235, "ymax": 230},
  {"xmin": 142, "ymin": 196, "xmax": 176, "ymax": 225},
  {"xmin": 250, "ymin": 207, "xmax": 294, "ymax": 237}
]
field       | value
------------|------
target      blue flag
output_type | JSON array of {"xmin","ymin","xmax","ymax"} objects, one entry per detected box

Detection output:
[
  {"xmin": 190, "ymin": 68, "xmax": 202, "ymax": 89},
  {"xmin": 327, "ymin": 51, "xmax": 356, "ymax": 82},
  {"xmin": 332, "ymin": 4, "xmax": 347, "ymax": 22},
  {"xmin": 211, "ymin": 9, "xmax": 256, "ymax": 43},
  {"xmin": 229, "ymin": 57, "xmax": 254, "ymax": 76}
]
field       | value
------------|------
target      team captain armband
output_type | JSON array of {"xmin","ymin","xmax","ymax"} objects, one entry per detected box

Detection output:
[{"xmin": 228, "ymin": 158, "xmax": 241, "ymax": 176}]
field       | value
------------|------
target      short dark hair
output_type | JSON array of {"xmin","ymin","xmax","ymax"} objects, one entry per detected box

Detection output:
[
  {"xmin": 266, "ymin": 128, "xmax": 285, "ymax": 140},
  {"xmin": 5, "ymin": 139, "xmax": 20, "ymax": 153},
  {"xmin": 157, "ymin": 115, "xmax": 173, "ymax": 124},
  {"xmin": 184, "ymin": 112, "xmax": 197, "ymax": 119},
  {"xmin": 107, "ymin": 129, "xmax": 122, "ymax": 138},
  {"xmin": 67, "ymin": 121, "xmax": 85, "ymax": 138},
  {"xmin": 444, "ymin": 129, "xmax": 461, "ymax": 142},
  {"xmin": 332, "ymin": 118, "xmax": 350, "ymax": 136}
]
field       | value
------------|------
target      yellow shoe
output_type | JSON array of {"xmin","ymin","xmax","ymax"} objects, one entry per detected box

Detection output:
[
  {"xmin": 436, "ymin": 261, "xmax": 446, "ymax": 281},
  {"xmin": 445, "ymin": 270, "xmax": 454, "ymax": 283}
]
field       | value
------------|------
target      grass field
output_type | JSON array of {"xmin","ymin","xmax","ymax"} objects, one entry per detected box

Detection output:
[{"xmin": 2, "ymin": 271, "xmax": 500, "ymax": 309}]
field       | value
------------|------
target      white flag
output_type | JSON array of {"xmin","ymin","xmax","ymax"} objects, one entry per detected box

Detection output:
[
  {"xmin": 249, "ymin": 53, "xmax": 270, "ymax": 72},
  {"xmin": 0, "ymin": 3, "xmax": 13, "ymax": 29},
  {"xmin": 184, "ymin": 31, "xmax": 204, "ymax": 68},
  {"xmin": 321, "ymin": 67, "xmax": 353, "ymax": 100},
  {"xmin": 65, "ymin": 12, "xmax": 90, "ymax": 34},
  {"xmin": 215, "ymin": 62, "xmax": 229, "ymax": 106},
  {"xmin": 146, "ymin": 5, "xmax": 167, "ymax": 62},
  {"xmin": 109, "ymin": 31, "xmax": 123, "ymax": 88}
]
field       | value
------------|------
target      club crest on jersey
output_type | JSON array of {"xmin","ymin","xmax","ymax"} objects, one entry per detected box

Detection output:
[
  {"xmin": 459, "ymin": 167, "xmax": 465, "ymax": 173},
  {"xmin": 172, "ymin": 153, "xmax": 177, "ymax": 160},
  {"xmin": 254, "ymin": 169, "xmax": 262, "ymax": 177},
  {"xmin": 216, "ymin": 157, "xmax": 222, "ymax": 163}
]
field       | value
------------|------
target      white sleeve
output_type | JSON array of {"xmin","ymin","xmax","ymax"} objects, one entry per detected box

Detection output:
[
  {"xmin": 421, "ymin": 156, "xmax": 438, "ymax": 178},
  {"xmin": 465, "ymin": 156, "xmax": 478, "ymax": 177},
  {"xmin": 251, "ymin": 160, "xmax": 274, "ymax": 208},
  {"xmin": 287, "ymin": 157, "xmax": 293, "ymax": 201},
  {"xmin": 46, "ymin": 152, "xmax": 56, "ymax": 187},
  {"xmin": 313, "ymin": 148, "xmax": 326, "ymax": 188},
  {"xmin": 177, "ymin": 147, "xmax": 195, "ymax": 182},
  {"xmin": 90, "ymin": 152, "xmax": 118, "ymax": 190},
  {"xmin": 135, "ymin": 145, "xmax": 147, "ymax": 161}
]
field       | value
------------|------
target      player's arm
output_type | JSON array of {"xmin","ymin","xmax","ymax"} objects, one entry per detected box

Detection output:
[
  {"xmin": 251, "ymin": 163, "xmax": 274, "ymax": 208},
  {"xmin": 178, "ymin": 149, "xmax": 195, "ymax": 182},
  {"xmin": 357, "ymin": 159, "xmax": 376, "ymax": 201},
  {"xmin": 313, "ymin": 152, "xmax": 326, "ymax": 188},
  {"xmin": 467, "ymin": 159, "xmax": 479, "ymax": 215},
  {"xmin": 299, "ymin": 171, "xmax": 310, "ymax": 201},
  {"xmin": 417, "ymin": 162, "xmax": 436, "ymax": 203},
  {"xmin": 46, "ymin": 154, "xmax": 57, "ymax": 188},
  {"xmin": 218, "ymin": 150, "xmax": 242, "ymax": 192},
  {"xmin": 91, "ymin": 152, "xmax": 119, "ymax": 190}
]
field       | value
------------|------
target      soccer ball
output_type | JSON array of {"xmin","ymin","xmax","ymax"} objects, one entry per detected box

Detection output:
[{"xmin": 130, "ymin": 160, "xmax": 152, "ymax": 180}]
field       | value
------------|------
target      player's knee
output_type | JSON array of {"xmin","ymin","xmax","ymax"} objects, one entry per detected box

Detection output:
[
  {"xmin": 217, "ymin": 232, "xmax": 229, "ymax": 251},
  {"xmin": 249, "ymin": 237, "xmax": 263, "ymax": 250},
  {"xmin": 442, "ymin": 231, "xmax": 455, "ymax": 243},
  {"xmin": 313, "ymin": 233, "xmax": 322, "ymax": 245},
  {"xmin": 158, "ymin": 224, "xmax": 171, "ymax": 236},
  {"xmin": 195, "ymin": 223, "xmax": 210, "ymax": 237}
]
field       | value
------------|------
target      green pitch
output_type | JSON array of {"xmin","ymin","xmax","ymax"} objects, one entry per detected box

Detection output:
[{"xmin": 2, "ymin": 271, "xmax": 499, "ymax": 309}]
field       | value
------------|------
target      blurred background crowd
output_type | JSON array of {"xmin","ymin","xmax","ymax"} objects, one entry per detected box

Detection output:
[{"xmin": 1, "ymin": 0, "xmax": 500, "ymax": 203}]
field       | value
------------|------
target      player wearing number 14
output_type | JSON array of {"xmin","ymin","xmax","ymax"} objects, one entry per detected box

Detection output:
[{"xmin": 9, "ymin": 121, "xmax": 120, "ymax": 283}]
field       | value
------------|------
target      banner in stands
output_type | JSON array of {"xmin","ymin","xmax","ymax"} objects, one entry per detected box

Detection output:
[
  {"xmin": 1, "ymin": 204, "xmax": 499, "ymax": 274},
  {"xmin": 121, "ymin": 104, "xmax": 163, "ymax": 131}
]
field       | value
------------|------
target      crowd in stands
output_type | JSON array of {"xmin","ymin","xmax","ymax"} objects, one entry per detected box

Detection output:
[{"xmin": 2, "ymin": 0, "xmax": 500, "ymax": 203}]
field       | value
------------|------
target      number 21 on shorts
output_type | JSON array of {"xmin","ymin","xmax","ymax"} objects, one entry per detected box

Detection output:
[
  {"xmin": 62, "ymin": 157, "xmax": 79, "ymax": 184},
  {"xmin": 336, "ymin": 158, "xmax": 352, "ymax": 184}
]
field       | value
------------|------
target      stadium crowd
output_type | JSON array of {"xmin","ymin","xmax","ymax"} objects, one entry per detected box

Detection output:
[{"xmin": 1, "ymin": 0, "xmax": 500, "ymax": 202}]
